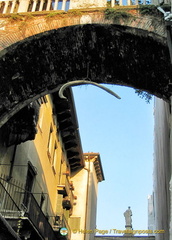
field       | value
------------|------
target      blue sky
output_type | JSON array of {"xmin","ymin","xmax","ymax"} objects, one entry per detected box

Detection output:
[{"xmin": 72, "ymin": 84, "xmax": 154, "ymax": 235}]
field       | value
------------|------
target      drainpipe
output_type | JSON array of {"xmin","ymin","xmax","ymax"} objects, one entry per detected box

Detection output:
[{"xmin": 7, "ymin": 144, "xmax": 17, "ymax": 181}]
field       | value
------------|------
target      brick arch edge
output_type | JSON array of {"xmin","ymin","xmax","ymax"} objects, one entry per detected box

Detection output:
[{"xmin": 0, "ymin": 23, "xmax": 171, "ymax": 129}]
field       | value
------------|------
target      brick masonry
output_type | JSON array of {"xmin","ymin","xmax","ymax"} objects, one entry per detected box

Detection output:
[{"xmin": 0, "ymin": 7, "xmax": 167, "ymax": 51}]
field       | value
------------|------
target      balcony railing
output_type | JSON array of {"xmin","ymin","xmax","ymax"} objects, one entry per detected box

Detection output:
[
  {"xmin": 0, "ymin": 177, "xmax": 23, "ymax": 218},
  {"xmin": 27, "ymin": 193, "xmax": 57, "ymax": 240},
  {"xmin": 53, "ymin": 213, "xmax": 71, "ymax": 240},
  {"xmin": 0, "ymin": 0, "xmax": 151, "ymax": 15},
  {"xmin": 0, "ymin": 176, "xmax": 57, "ymax": 240},
  {"xmin": 57, "ymin": 176, "xmax": 70, "ymax": 197},
  {"xmin": 62, "ymin": 213, "xmax": 71, "ymax": 240},
  {"xmin": 0, "ymin": 0, "xmax": 70, "ymax": 14},
  {"xmin": 58, "ymin": 176, "xmax": 76, "ymax": 211},
  {"xmin": 110, "ymin": 0, "xmax": 151, "ymax": 7}
]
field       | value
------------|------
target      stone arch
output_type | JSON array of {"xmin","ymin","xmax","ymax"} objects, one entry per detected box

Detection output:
[{"xmin": 0, "ymin": 23, "xmax": 172, "ymax": 128}]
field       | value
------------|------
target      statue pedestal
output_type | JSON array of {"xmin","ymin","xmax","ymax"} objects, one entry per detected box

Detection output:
[{"xmin": 123, "ymin": 225, "xmax": 134, "ymax": 237}]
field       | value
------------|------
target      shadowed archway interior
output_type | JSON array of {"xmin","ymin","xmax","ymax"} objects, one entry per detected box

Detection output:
[{"xmin": 0, "ymin": 23, "xmax": 171, "ymax": 151}]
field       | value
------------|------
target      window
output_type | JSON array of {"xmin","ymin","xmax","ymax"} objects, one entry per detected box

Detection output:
[
  {"xmin": 23, "ymin": 162, "xmax": 37, "ymax": 208},
  {"xmin": 42, "ymin": 96, "xmax": 47, "ymax": 104},
  {"xmin": 38, "ymin": 107, "xmax": 44, "ymax": 131},
  {"xmin": 52, "ymin": 142, "xmax": 58, "ymax": 173},
  {"xmin": 47, "ymin": 124, "xmax": 53, "ymax": 160},
  {"xmin": 40, "ymin": 193, "xmax": 45, "ymax": 210},
  {"xmin": 57, "ymin": 0, "xmax": 62, "ymax": 9},
  {"xmin": 36, "ymin": 96, "xmax": 47, "ymax": 130},
  {"xmin": 65, "ymin": 0, "xmax": 70, "ymax": 11}
]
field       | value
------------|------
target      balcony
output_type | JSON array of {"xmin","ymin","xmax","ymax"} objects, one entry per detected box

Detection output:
[
  {"xmin": 0, "ymin": 177, "xmax": 57, "ymax": 240},
  {"xmin": 26, "ymin": 193, "xmax": 57, "ymax": 240},
  {"xmin": 57, "ymin": 177, "xmax": 76, "ymax": 211},
  {"xmin": 57, "ymin": 176, "xmax": 70, "ymax": 197},
  {"xmin": 53, "ymin": 213, "xmax": 71, "ymax": 240},
  {"xmin": 62, "ymin": 190, "xmax": 75, "ymax": 211}
]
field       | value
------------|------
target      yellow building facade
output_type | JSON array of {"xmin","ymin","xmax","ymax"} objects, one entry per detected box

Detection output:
[
  {"xmin": 0, "ymin": 89, "xmax": 84, "ymax": 239},
  {"xmin": 0, "ymin": 89, "xmax": 104, "ymax": 240}
]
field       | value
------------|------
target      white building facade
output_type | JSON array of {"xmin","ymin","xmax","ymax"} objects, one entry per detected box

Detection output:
[
  {"xmin": 69, "ymin": 152, "xmax": 104, "ymax": 240},
  {"xmin": 152, "ymin": 97, "xmax": 171, "ymax": 240}
]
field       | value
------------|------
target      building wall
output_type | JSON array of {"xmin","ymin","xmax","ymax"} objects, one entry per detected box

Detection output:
[
  {"xmin": 69, "ymin": 0, "xmax": 106, "ymax": 9},
  {"xmin": 33, "ymin": 95, "xmax": 65, "ymax": 215},
  {"xmin": 69, "ymin": 153, "xmax": 104, "ymax": 240},
  {"xmin": 85, "ymin": 161, "xmax": 99, "ymax": 237},
  {"xmin": 152, "ymin": 0, "xmax": 171, "ymax": 5},
  {"xmin": 12, "ymin": 141, "xmax": 52, "ymax": 214},
  {"xmin": 148, "ymin": 194, "xmax": 155, "ymax": 236},
  {"xmin": 153, "ymin": 97, "xmax": 171, "ymax": 240},
  {"xmin": 0, "ymin": 91, "xmax": 104, "ymax": 240},
  {"xmin": 0, "ymin": 129, "xmax": 41, "ymax": 214},
  {"xmin": 69, "ymin": 167, "xmax": 88, "ymax": 240},
  {"xmin": 0, "ymin": 94, "xmax": 79, "ymax": 239}
]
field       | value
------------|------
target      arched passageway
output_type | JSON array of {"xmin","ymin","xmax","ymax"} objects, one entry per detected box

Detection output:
[
  {"xmin": 0, "ymin": 21, "xmax": 171, "ymax": 240},
  {"xmin": 0, "ymin": 23, "xmax": 171, "ymax": 129}
]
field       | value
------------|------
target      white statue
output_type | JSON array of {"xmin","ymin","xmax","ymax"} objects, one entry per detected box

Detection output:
[{"xmin": 124, "ymin": 206, "xmax": 132, "ymax": 226}]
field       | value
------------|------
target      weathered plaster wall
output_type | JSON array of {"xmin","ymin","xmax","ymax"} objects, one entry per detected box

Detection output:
[
  {"xmin": 70, "ymin": 167, "xmax": 88, "ymax": 240},
  {"xmin": 85, "ymin": 162, "xmax": 98, "ymax": 240},
  {"xmin": 148, "ymin": 195, "xmax": 155, "ymax": 235},
  {"xmin": 70, "ymin": 0, "xmax": 106, "ymax": 9},
  {"xmin": 153, "ymin": 97, "xmax": 171, "ymax": 240},
  {"xmin": 70, "ymin": 160, "xmax": 100, "ymax": 240},
  {"xmin": 0, "ymin": 128, "xmax": 55, "ymax": 218}
]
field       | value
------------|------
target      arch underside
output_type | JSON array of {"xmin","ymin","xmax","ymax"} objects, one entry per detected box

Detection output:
[
  {"xmin": 0, "ymin": 23, "xmax": 171, "ymax": 171},
  {"xmin": 0, "ymin": 23, "xmax": 172, "ymax": 127}
]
